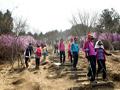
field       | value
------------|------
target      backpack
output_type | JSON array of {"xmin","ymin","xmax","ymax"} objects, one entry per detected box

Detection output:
[{"xmin": 36, "ymin": 48, "xmax": 41, "ymax": 58}]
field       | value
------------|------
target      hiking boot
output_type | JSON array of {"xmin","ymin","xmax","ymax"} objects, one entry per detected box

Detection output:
[
  {"xmin": 71, "ymin": 67, "xmax": 77, "ymax": 71},
  {"xmin": 103, "ymin": 78, "xmax": 108, "ymax": 81},
  {"xmin": 60, "ymin": 63, "xmax": 63, "ymax": 66},
  {"xmin": 90, "ymin": 80, "xmax": 97, "ymax": 84},
  {"xmin": 87, "ymin": 76, "xmax": 91, "ymax": 80},
  {"xmin": 62, "ymin": 63, "xmax": 65, "ymax": 65},
  {"xmin": 25, "ymin": 63, "xmax": 29, "ymax": 68},
  {"xmin": 87, "ymin": 74, "xmax": 91, "ymax": 80},
  {"xmin": 35, "ymin": 66, "xmax": 39, "ymax": 70},
  {"xmin": 74, "ymin": 67, "xmax": 77, "ymax": 71}
]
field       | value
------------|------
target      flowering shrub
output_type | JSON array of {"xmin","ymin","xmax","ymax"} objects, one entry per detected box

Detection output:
[
  {"xmin": 17, "ymin": 35, "xmax": 37, "ymax": 50},
  {"xmin": 0, "ymin": 35, "xmax": 41, "ymax": 61},
  {"xmin": 94, "ymin": 32, "xmax": 120, "ymax": 50},
  {"xmin": 112, "ymin": 41, "xmax": 120, "ymax": 50},
  {"xmin": 94, "ymin": 32, "xmax": 120, "ymax": 41}
]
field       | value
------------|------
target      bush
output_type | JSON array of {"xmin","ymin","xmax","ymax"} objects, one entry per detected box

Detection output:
[
  {"xmin": 102, "ymin": 40, "xmax": 110, "ymax": 50},
  {"xmin": 0, "ymin": 45, "xmax": 12, "ymax": 60},
  {"xmin": 112, "ymin": 41, "xmax": 120, "ymax": 50},
  {"xmin": 0, "ymin": 35, "xmax": 38, "ymax": 63},
  {"xmin": 0, "ymin": 41, "xmax": 22, "ymax": 62}
]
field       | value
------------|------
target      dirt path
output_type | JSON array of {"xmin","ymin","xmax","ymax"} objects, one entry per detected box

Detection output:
[
  {"xmin": 0, "ymin": 59, "xmax": 76, "ymax": 90},
  {"xmin": 0, "ymin": 51, "xmax": 120, "ymax": 90}
]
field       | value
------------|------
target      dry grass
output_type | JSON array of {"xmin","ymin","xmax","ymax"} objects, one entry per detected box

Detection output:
[{"xmin": 0, "ymin": 51, "xmax": 120, "ymax": 90}]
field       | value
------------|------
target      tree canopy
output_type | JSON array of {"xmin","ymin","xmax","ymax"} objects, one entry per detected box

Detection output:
[{"xmin": 0, "ymin": 10, "xmax": 13, "ymax": 34}]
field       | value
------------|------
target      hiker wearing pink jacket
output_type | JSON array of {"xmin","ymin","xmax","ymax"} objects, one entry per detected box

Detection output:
[
  {"xmin": 59, "ymin": 38, "xmax": 65, "ymax": 64},
  {"xmin": 83, "ymin": 34, "xmax": 96, "ymax": 83}
]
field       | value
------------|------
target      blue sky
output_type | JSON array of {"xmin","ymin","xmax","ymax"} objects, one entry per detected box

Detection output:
[{"xmin": 0, "ymin": 0, "xmax": 120, "ymax": 33}]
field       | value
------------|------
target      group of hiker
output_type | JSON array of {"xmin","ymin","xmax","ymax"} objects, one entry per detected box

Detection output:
[
  {"xmin": 83, "ymin": 34, "xmax": 112, "ymax": 83},
  {"xmin": 54, "ymin": 37, "xmax": 79, "ymax": 70},
  {"xmin": 54, "ymin": 33, "xmax": 112, "ymax": 83},
  {"xmin": 24, "ymin": 43, "xmax": 48, "ymax": 69},
  {"xmin": 24, "ymin": 32, "xmax": 112, "ymax": 83}
]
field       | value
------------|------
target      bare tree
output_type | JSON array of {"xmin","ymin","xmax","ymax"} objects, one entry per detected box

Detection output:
[
  {"xmin": 97, "ymin": 8, "xmax": 120, "ymax": 51},
  {"xmin": 11, "ymin": 17, "xmax": 28, "ymax": 69},
  {"xmin": 70, "ymin": 10, "xmax": 98, "ymax": 36},
  {"xmin": 13, "ymin": 18, "xmax": 27, "ymax": 36}
]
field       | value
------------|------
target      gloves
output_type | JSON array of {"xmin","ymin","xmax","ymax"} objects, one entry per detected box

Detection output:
[{"xmin": 108, "ymin": 53, "xmax": 112, "ymax": 56}]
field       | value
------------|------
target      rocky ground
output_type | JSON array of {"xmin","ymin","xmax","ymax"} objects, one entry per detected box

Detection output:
[{"xmin": 0, "ymin": 50, "xmax": 120, "ymax": 90}]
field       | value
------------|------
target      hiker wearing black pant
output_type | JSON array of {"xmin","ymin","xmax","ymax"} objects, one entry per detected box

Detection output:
[
  {"xmin": 58, "ymin": 39, "xmax": 65, "ymax": 64},
  {"xmin": 24, "ymin": 47, "xmax": 31, "ymax": 68},
  {"xmin": 95, "ymin": 40, "xmax": 112, "ymax": 81},
  {"xmin": 35, "ymin": 44, "xmax": 42, "ymax": 69},
  {"xmin": 71, "ymin": 37, "xmax": 79, "ymax": 70},
  {"xmin": 83, "ymin": 33, "xmax": 96, "ymax": 83}
]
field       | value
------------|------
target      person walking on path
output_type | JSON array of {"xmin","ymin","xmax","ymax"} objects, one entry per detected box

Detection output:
[
  {"xmin": 59, "ymin": 38, "xmax": 65, "ymax": 64},
  {"xmin": 54, "ymin": 40, "xmax": 59, "ymax": 55},
  {"xmin": 83, "ymin": 33, "xmax": 97, "ymax": 83},
  {"xmin": 24, "ymin": 47, "xmax": 31, "ymax": 68},
  {"xmin": 42, "ymin": 44, "xmax": 48, "ymax": 62},
  {"xmin": 71, "ymin": 37, "xmax": 79, "ymax": 70},
  {"xmin": 68, "ymin": 37, "xmax": 73, "ymax": 63},
  {"xmin": 95, "ymin": 40, "xmax": 112, "ymax": 81},
  {"xmin": 35, "ymin": 44, "xmax": 42, "ymax": 69}
]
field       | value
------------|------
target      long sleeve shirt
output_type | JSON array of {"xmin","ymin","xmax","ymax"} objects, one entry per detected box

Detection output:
[
  {"xmin": 24, "ymin": 48, "xmax": 30, "ymax": 58},
  {"xmin": 68, "ymin": 42, "xmax": 72, "ymax": 51},
  {"xmin": 71, "ymin": 43, "xmax": 79, "ymax": 54},
  {"xmin": 96, "ymin": 47, "xmax": 111, "ymax": 61},
  {"xmin": 83, "ymin": 41, "xmax": 96, "ymax": 56},
  {"xmin": 59, "ymin": 42, "xmax": 65, "ymax": 51}
]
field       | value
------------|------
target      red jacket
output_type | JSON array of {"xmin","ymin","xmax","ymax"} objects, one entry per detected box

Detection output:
[{"xmin": 36, "ymin": 48, "xmax": 41, "ymax": 57}]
